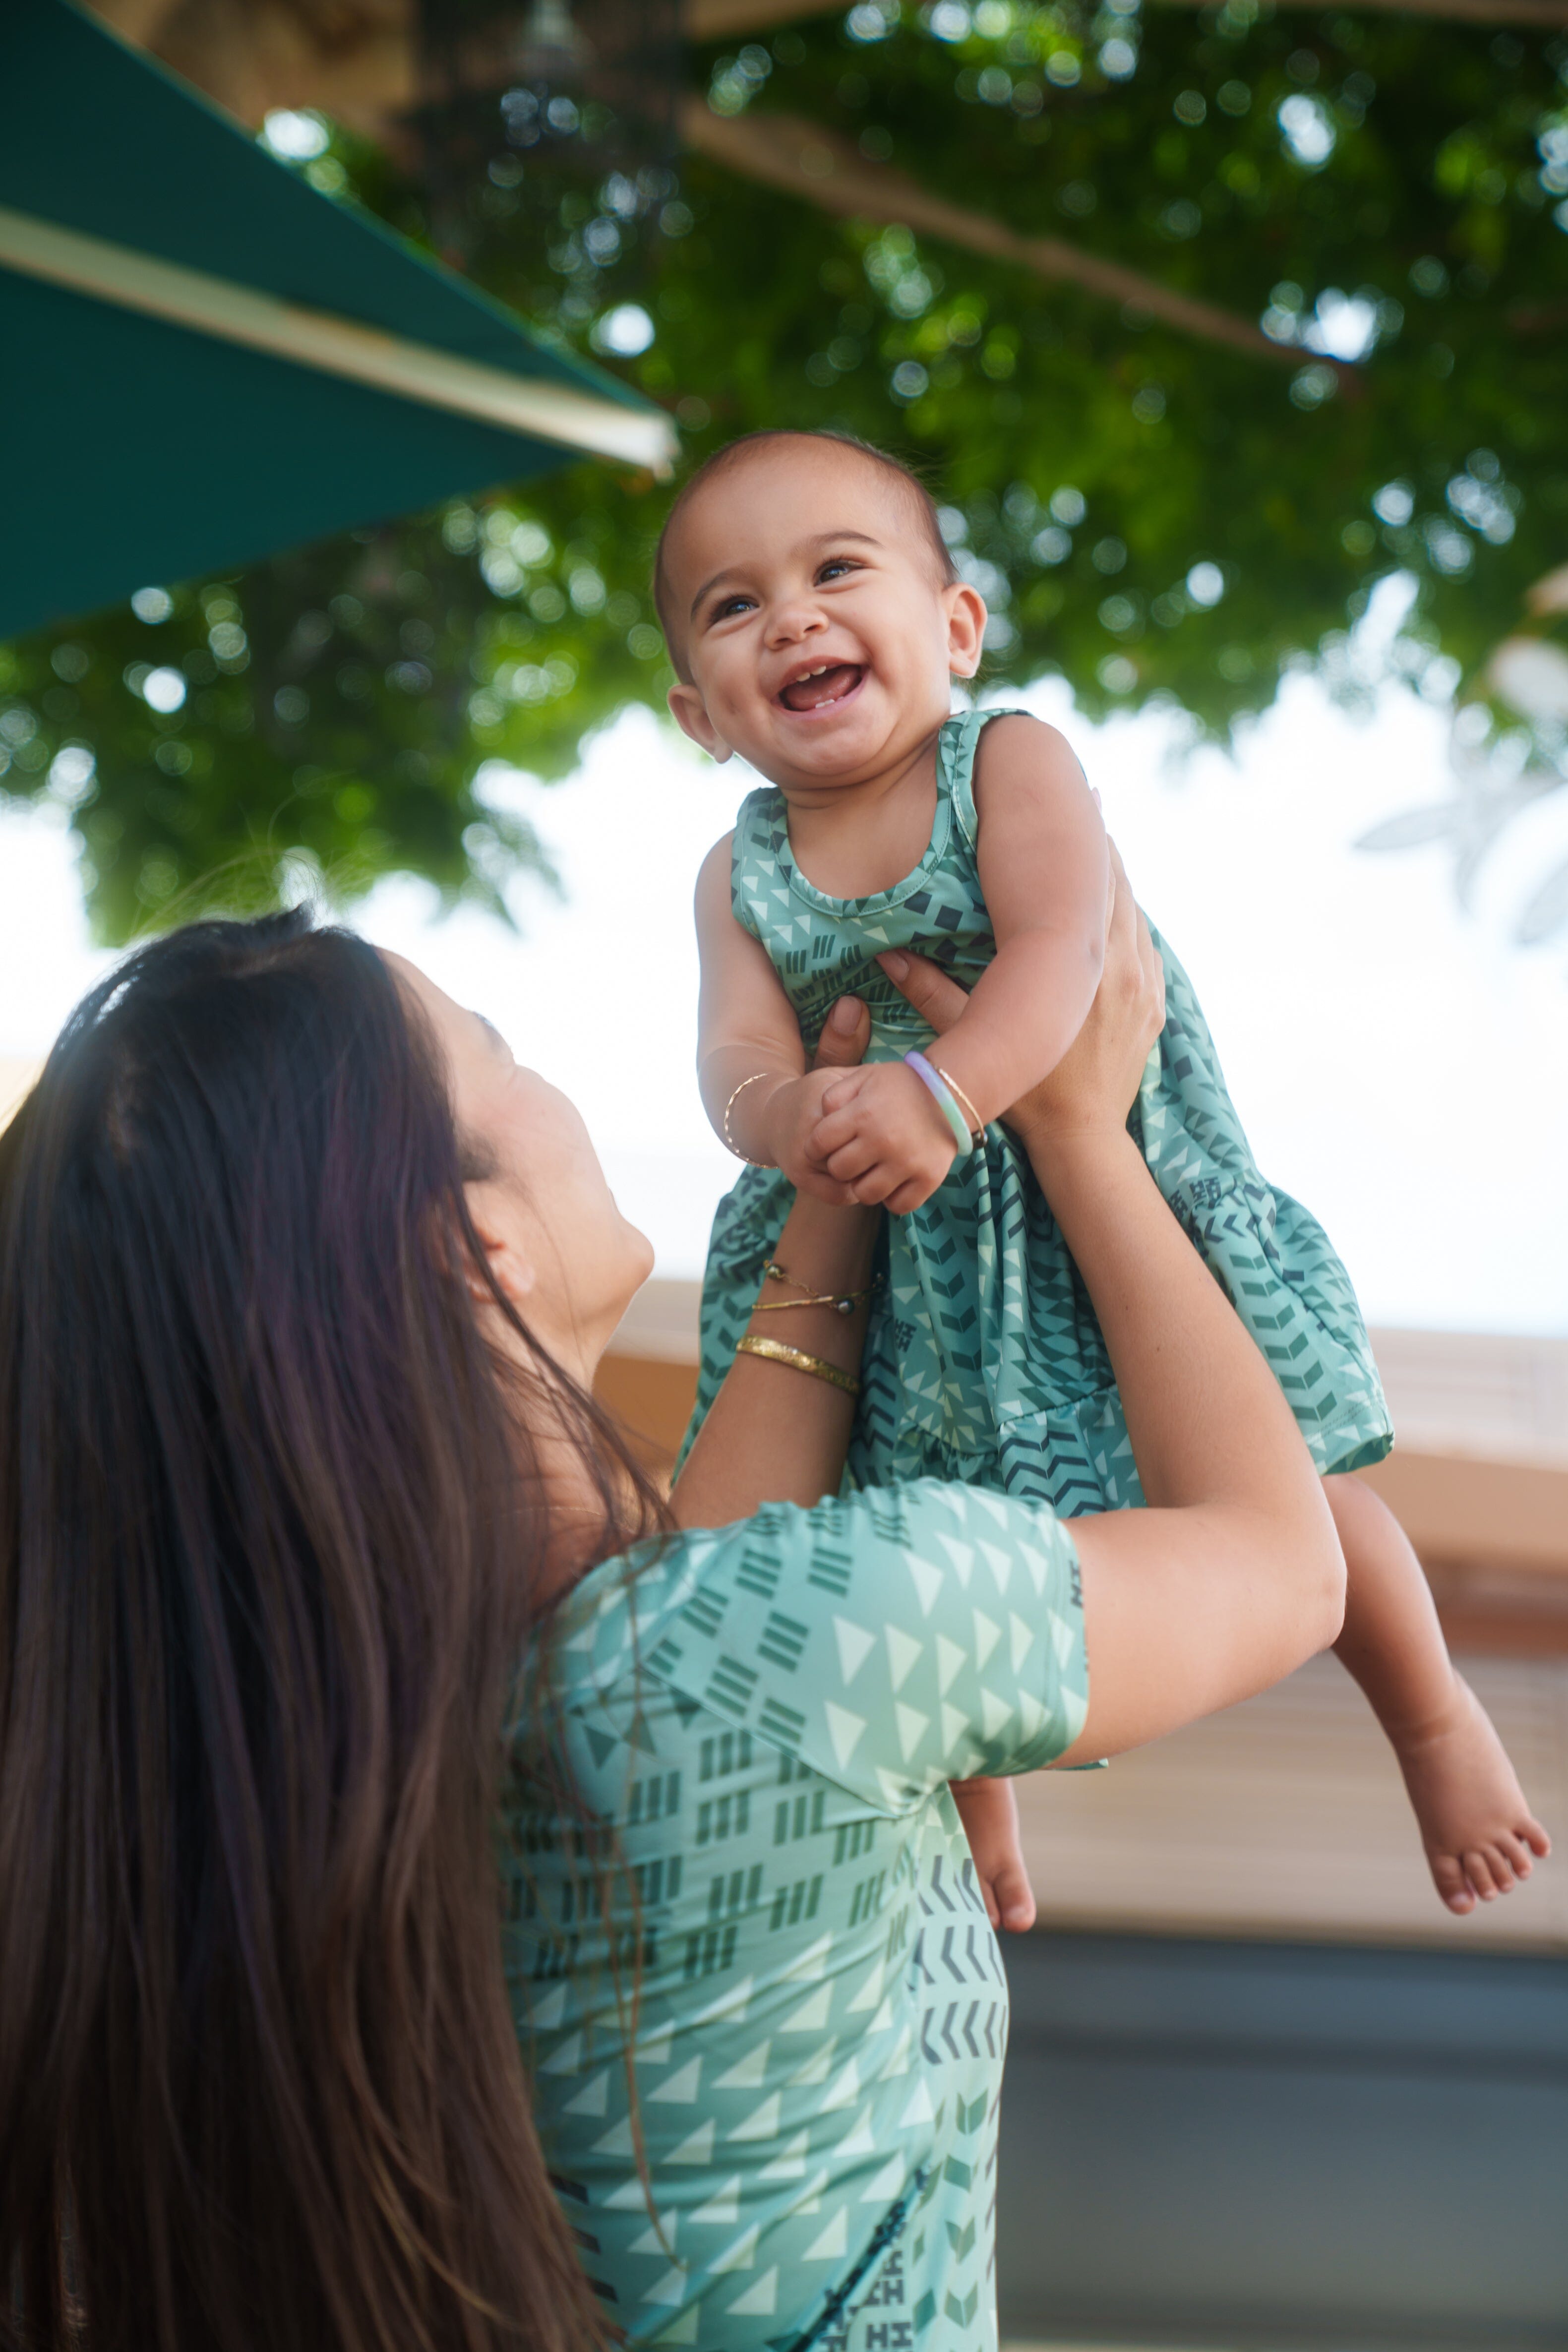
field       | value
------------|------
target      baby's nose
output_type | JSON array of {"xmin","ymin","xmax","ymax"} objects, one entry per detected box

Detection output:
[{"xmin": 768, "ymin": 603, "xmax": 828, "ymax": 643}]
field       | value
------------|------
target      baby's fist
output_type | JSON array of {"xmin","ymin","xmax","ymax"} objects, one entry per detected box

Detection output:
[
  {"xmin": 761, "ymin": 1069, "xmax": 864, "ymax": 1203},
  {"xmin": 809, "ymin": 1060, "xmax": 958, "ymax": 1213}
]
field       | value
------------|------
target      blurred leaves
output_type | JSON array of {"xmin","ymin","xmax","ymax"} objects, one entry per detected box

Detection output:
[{"xmin": 3, "ymin": 0, "xmax": 1568, "ymax": 939}]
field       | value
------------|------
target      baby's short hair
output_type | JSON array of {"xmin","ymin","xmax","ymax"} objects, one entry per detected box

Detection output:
[{"xmin": 652, "ymin": 428, "xmax": 959, "ymax": 680}]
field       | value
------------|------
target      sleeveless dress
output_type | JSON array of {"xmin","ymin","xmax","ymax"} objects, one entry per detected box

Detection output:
[{"xmin": 682, "ymin": 709, "xmax": 1391, "ymax": 1507}]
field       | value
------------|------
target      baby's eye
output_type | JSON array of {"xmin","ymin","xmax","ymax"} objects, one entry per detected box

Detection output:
[
  {"xmin": 710, "ymin": 593, "xmax": 755, "ymax": 622},
  {"xmin": 818, "ymin": 557, "xmax": 862, "ymax": 583}
]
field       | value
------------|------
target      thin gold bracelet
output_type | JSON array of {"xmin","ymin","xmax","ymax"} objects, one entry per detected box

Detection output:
[
  {"xmin": 932, "ymin": 1064, "xmax": 985, "ymax": 1142},
  {"xmin": 736, "ymin": 1335, "xmax": 862, "ymax": 1396},
  {"xmin": 751, "ymin": 1292, "xmax": 872, "ymax": 1316},
  {"xmin": 723, "ymin": 1073, "xmax": 778, "ymax": 1166},
  {"xmin": 753, "ymin": 1261, "xmax": 875, "ymax": 1318}
]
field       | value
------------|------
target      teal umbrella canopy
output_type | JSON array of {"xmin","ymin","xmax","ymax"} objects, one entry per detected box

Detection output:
[{"xmin": 0, "ymin": 0, "xmax": 676, "ymax": 643}]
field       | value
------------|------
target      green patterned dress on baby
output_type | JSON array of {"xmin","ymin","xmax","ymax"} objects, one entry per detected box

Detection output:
[{"xmin": 683, "ymin": 709, "xmax": 1392, "ymax": 1503}]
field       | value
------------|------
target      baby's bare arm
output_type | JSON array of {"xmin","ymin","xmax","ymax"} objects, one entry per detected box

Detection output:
[
  {"xmin": 935, "ymin": 716, "xmax": 1111, "ymax": 1129},
  {"xmin": 695, "ymin": 833, "xmax": 805, "ymax": 1146},
  {"xmin": 695, "ymin": 836, "xmax": 862, "ymax": 1200}
]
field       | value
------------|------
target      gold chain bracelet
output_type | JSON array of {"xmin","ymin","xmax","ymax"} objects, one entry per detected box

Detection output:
[
  {"xmin": 736, "ymin": 1335, "xmax": 862, "ymax": 1396},
  {"xmin": 752, "ymin": 1258, "xmax": 874, "ymax": 1319}
]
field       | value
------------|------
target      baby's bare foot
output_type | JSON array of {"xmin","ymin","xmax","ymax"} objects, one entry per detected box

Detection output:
[
  {"xmin": 983, "ymin": 1859, "xmax": 1038, "ymax": 1935},
  {"xmin": 1393, "ymin": 1675, "xmax": 1551, "ymax": 1915}
]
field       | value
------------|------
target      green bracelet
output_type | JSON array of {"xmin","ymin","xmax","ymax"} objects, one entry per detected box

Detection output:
[{"xmin": 904, "ymin": 1050, "xmax": 973, "ymax": 1157}]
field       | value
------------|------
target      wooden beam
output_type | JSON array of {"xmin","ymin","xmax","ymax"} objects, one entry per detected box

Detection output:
[
  {"xmin": 685, "ymin": 0, "xmax": 1568, "ymax": 30},
  {"xmin": 1150, "ymin": 0, "xmax": 1568, "ymax": 18},
  {"xmin": 680, "ymin": 97, "xmax": 1306, "ymax": 367},
  {"xmin": 684, "ymin": 0, "xmax": 841, "ymax": 31}
]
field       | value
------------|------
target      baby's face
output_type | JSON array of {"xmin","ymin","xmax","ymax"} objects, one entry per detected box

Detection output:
[{"xmin": 663, "ymin": 442, "xmax": 985, "ymax": 796}]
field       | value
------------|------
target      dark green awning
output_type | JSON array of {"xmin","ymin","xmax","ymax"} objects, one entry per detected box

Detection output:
[{"xmin": 0, "ymin": 0, "xmax": 676, "ymax": 642}]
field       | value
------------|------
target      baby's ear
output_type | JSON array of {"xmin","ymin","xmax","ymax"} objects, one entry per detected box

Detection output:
[
  {"xmin": 944, "ymin": 582, "xmax": 987, "ymax": 679},
  {"xmin": 667, "ymin": 680, "xmax": 732, "ymax": 762}
]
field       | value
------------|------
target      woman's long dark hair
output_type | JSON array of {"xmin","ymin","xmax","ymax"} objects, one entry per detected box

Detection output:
[{"xmin": 0, "ymin": 909, "xmax": 654, "ymax": 2350}]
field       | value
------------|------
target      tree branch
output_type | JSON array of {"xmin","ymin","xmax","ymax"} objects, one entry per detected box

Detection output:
[
  {"xmin": 680, "ymin": 99, "xmax": 1305, "ymax": 368},
  {"xmin": 686, "ymin": 0, "xmax": 1568, "ymax": 29}
]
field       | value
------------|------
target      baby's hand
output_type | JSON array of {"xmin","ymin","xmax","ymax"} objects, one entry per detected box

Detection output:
[
  {"xmin": 807, "ymin": 1060, "xmax": 958, "ymax": 1214},
  {"xmin": 951, "ymin": 1777, "xmax": 1036, "ymax": 1932},
  {"xmin": 760, "ymin": 1068, "xmax": 869, "ymax": 1204}
]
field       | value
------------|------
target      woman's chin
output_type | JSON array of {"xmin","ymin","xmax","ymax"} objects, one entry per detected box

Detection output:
[{"xmin": 622, "ymin": 1218, "xmax": 657, "ymax": 1295}]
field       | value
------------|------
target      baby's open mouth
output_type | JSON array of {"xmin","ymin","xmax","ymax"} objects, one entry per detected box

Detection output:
[{"xmin": 778, "ymin": 662, "xmax": 864, "ymax": 713}]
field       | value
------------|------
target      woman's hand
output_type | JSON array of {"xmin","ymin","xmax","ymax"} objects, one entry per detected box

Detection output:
[
  {"xmin": 670, "ymin": 993, "xmax": 880, "ymax": 1531},
  {"xmin": 871, "ymin": 844, "xmax": 1163, "ymax": 1152}
]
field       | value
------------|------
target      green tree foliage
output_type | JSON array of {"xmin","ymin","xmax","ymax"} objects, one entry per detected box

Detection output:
[{"xmin": 3, "ymin": 0, "xmax": 1566, "ymax": 939}]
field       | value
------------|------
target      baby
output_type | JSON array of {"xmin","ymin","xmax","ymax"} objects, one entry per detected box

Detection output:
[{"xmin": 658, "ymin": 427, "xmax": 1548, "ymax": 1925}]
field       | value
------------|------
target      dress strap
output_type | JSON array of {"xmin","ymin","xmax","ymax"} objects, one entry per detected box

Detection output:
[
  {"xmin": 937, "ymin": 707, "xmax": 1032, "ymax": 850},
  {"xmin": 728, "ymin": 784, "xmax": 785, "ymax": 940}
]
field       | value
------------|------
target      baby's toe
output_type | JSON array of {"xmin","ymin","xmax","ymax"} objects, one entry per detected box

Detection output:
[
  {"xmin": 1462, "ymin": 1848, "xmax": 1501, "ymax": 1901},
  {"xmin": 1522, "ymin": 1815, "xmax": 1552, "ymax": 1859},
  {"xmin": 1497, "ymin": 1829, "xmax": 1535, "ymax": 1880},
  {"xmin": 1430, "ymin": 1853, "xmax": 1475, "ymax": 1915}
]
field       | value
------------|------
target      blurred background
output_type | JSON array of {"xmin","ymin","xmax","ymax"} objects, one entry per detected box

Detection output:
[{"xmin": 3, "ymin": 0, "xmax": 1567, "ymax": 2342}]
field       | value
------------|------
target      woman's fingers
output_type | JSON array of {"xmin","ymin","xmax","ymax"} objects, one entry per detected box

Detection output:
[
  {"xmin": 876, "ymin": 948, "xmax": 970, "ymax": 1035},
  {"xmin": 810, "ymin": 994, "xmax": 871, "ymax": 1072},
  {"xmin": 1104, "ymin": 844, "xmax": 1165, "ymax": 1044}
]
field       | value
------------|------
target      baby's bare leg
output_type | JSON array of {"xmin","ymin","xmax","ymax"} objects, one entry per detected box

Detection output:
[
  {"xmin": 1326, "ymin": 1475, "xmax": 1551, "ymax": 1914},
  {"xmin": 950, "ymin": 1775, "xmax": 1036, "ymax": 1932}
]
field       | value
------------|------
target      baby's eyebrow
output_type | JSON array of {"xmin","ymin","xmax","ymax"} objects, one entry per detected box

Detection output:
[{"xmin": 688, "ymin": 530, "xmax": 883, "ymax": 621}]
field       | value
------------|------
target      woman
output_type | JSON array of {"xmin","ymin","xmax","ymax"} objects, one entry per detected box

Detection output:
[{"xmin": 0, "ymin": 863, "xmax": 1342, "ymax": 2352}]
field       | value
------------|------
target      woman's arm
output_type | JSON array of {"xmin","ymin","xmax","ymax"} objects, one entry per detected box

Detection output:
[
  {"xmin": 879, "ymin": 856, "xmax": 1345, "ymax": 1768},
  {"xmin": 672, "ymin": 992, "xmax": 880, "ymax": 1531}
]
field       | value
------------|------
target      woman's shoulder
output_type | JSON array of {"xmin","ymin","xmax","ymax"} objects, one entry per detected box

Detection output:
[
  {"xmin": 566, "ymin": 1481, "xmax": 1080, "ymax": 1628},
  {"xmin": 552, "ymin": 1483, "xmax": 1087, "ymax": 1802}
]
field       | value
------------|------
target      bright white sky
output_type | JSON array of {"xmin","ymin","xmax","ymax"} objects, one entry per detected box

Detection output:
[{"xmin": 3, "ymin": 670, "xmax": 1566, "ymax": 1334}]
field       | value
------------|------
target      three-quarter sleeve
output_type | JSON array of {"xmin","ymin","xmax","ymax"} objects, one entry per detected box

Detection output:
[{"xmin": 629, "ymin": 1479, "xmax": 1088, "ymax": 1812}]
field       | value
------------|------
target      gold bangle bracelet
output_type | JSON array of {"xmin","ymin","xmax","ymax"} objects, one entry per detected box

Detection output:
[
  {"xmin": 932, "ymin": 1064, "xmax": 985, "ymax": 1142},
  {"xmin": 736, "ymin": 1335, "xmax": 862, "ymax": 1396},
  {"xmin": 723, "ymin": 1073, "xmax": 778, "ymax": 1166}
]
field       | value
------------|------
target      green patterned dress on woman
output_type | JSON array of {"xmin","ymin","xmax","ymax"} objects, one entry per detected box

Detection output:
[
  {"xmin": 506, "ymin": 1480, "xmax": 1089, "ymax": 2350},
  {"xmin": 682, "ymin": 709, "xmax": 1391, "ymax": 1504}
]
